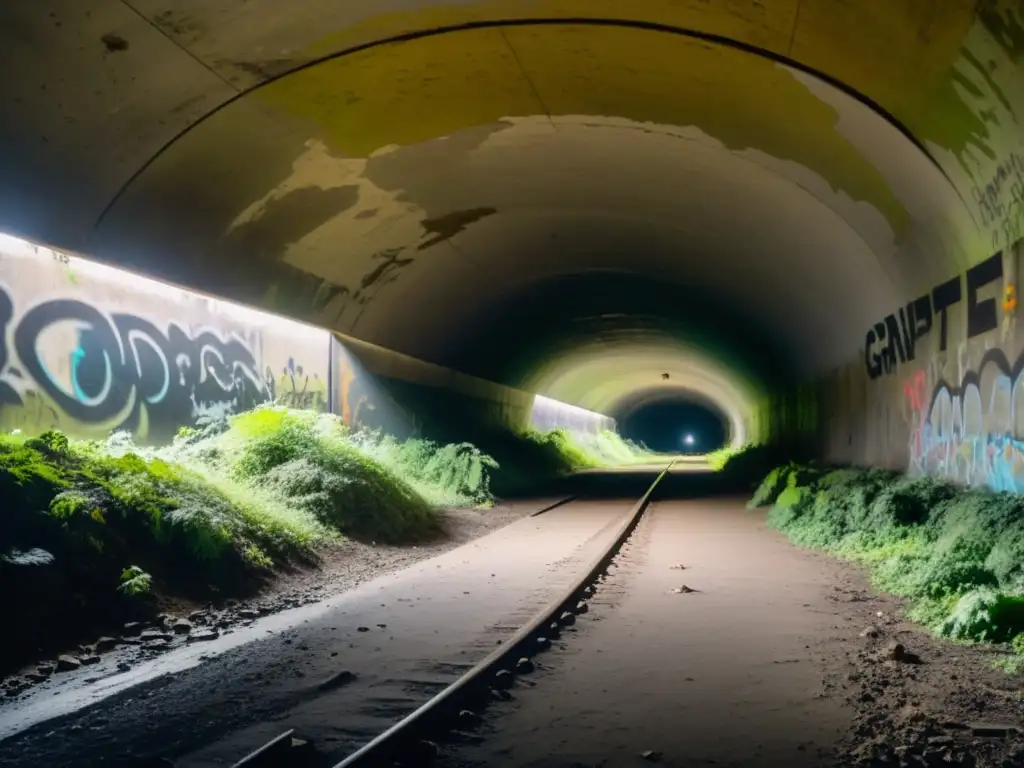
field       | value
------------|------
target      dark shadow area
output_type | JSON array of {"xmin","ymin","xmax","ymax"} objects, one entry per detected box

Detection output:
[{"xmin": 428, "ymin": 271, "xmax": 797, "ymax": 392}]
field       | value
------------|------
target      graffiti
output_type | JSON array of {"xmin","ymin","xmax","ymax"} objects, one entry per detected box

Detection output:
[
  {"xmin": 906, "ymin": 349, "xmax": 1024, "ymax": 491},
  {"xmin": 903, "ymin": 369, "xmax": 929, "ymax": 471},
  {"xmin": 0, "ymin": 288, "xmax": 276, "ymax": 442},
  {"xmin": 866, "ymin": 250, "xmax": 1010, "ymax": 379},
  {"xmin": 972, "ymin": 152, "xmax": 1024, "ymax": 229},
  {"xmin": 272, "ymin": 357, "xmax": 327, "ymax": 412}
]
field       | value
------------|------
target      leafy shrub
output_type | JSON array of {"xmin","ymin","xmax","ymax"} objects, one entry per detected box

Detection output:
[
  {"xmin": 118, "ymin": 565, "xmax": 153, "ymax": 596},
  {"xmin": 754, "ymin": 462, "xmax": 1024, "ymax": 645}
]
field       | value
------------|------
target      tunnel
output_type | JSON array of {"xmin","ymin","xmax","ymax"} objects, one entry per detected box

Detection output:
[
  {"xmin": 0, "ymin": 2, "xmax": 1023, "ymax": 767},
  {"xmin": 0, "ymin": 0, "xmax": 1016, "ymax": 475}
]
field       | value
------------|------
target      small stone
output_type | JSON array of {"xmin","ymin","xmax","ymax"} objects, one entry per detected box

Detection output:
[
  {"xmin": 672, "ymin": 585, "xmax": 697, "ymax": 594},
  {"xmin": 139, "ymin": 629, "xmax": 173, "ymax": 642},
  {"xmin": 26, "ymin": 672, "xmax": 49, "ymax": 683},
  {"xmin": 56, "ymin": 655, "xmax": 81, "ymax": 672},
  {"xmin": 458, "ymin": 709, "xmax": 481, "ymax": 727},
  {"xmin": 122, "ymin": 622, "xmax": 144, "ymax": 637},
  {"xmin": 238, "ymin": 609, "xmax": 259, "ymax": 620},
  {"xmin": 188, "ymin": 610, "xmax": 209, "ymax": 622},
  {"xmin": 79, "ymin": 655, "xmax": 101, "ymax": 666},
  {"xmin": 357, "ymin": 626, "xmax": 370, "ymax": 632},
  {"xmin": 493, "ymin": 669, "xmax": 514, "ymax": 689},
  {"xmin": 576, "ymin": 602, "xmax": 589, "ymax": 615},
  {"xmin": 860, "ymin": 626, "xmax": 880, "ymax": 639},
  {"xmin": 377, "ymin": 623, "xmax": 387, "ymax": 629},
  {"xmin": 640, "ymin": 750, "xmax": 661, "ymax": 761},
  {"xmin": 535, "ymin": 636, "xmax": 551, "ymax": 650},
  {"xmin": 490, "ymin": 688, "xmax": 512, "ymax": 701},
  {"xmin": 559, "ymin": 612, "xmax": 576, "ymax": 626},
  {"xmin": 171, "ymin": 619, "xmax": 192, "ymax": 635},
  {"xmin": 116, "ymin": 662, "xmax": 131, "ymax": 673},
  {"xmin": 548, "ymin": 622, "xmax": 561, "ymax": 638},
  {"xmin": 94, "ymin": 637, "xmax": 118, "ymax": 652},
  {"xmin": 36, "ymin": 664, "xmax": 54, "ymax": 676},
  {"xmin": 187, "ymin": 629, "xmax": 220, "ymax": 643},
  {"xmin": 670, "ymin": 563, "xmax": 688, "ymax": 570},
  {"xmin": 516, "ymin": 657, "xmax": 535, "ymax": 673}
]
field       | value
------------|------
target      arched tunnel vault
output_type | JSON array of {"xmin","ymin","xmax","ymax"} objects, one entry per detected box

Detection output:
[{"xmin": 0, "ymin": 2, "xmax": 1019, "ymax": 452}]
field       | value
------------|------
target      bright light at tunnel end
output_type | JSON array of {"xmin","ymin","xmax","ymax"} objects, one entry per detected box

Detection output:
[{"xmin": 683, "ymin": 433, "xmax": 695, "ymax": 447}]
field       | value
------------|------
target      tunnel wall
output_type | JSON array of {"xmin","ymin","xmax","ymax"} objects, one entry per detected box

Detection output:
[
  {"xmin": 0, "ymin": 235, "xmax": 610, "ymax": 446},
  {"xmin": 0, "ymin": 238, "xmax": 331, "ymax": 444},
  {"xmin": 822, "ymin": 234, "xmax": 1024, "ymax": 491}
]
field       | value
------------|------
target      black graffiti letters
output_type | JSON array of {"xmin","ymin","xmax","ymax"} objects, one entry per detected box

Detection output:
[
  {"xmin": 2, "ymin": 290, "xmax": 271, "ymax": 440},
  {"xmin": 965, "ymin": 253, "xmax": 1002, "ymax": 338},
  {"xmin": 865, "ymin": 245, "xmax": 1016, "ymax": 380},
  {"xmin": 931, "ymin": 276, "xmax": 962, "ymax": 353}
]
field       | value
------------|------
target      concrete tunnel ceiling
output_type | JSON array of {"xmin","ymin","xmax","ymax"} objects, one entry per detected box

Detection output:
[{"xmin": 1, "ymin": 1, "xmax": 1020, "ymax": 436}]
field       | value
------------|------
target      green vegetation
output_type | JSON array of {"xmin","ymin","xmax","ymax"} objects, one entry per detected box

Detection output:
[
  {"xmin": 0, "ymin": 406, "xmax": 502, "ymax": 674},
  {"xmin": 520, "ymin": 428, "xmax": 661, "ymax": 473},
  {"xmin": 573, "ymin": 430, "xmax": 663, "ymax": 466},
  {"xmin": 750, "ymin": 463, "xmax": 1024, "ymax": 663}
]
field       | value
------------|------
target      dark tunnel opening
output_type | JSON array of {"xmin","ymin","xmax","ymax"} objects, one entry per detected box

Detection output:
[{"xmin": 616, "ymin": 397, "xmax": 728, "ymax": 455}]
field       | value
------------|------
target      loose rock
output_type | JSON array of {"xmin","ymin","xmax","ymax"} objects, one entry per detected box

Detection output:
[
  {"xmin": 79, "ymin": 655, "xmax": 101, "ymax": 666},
  {"xmin": 94, "ymin": 637, "xmax": 118, "ymax": 652},
  {"xmin": 56, "ymin": 655, "xmax": 81, "ymax": 672},
  {"xmin": 860, "ymin": 626, "xmax": 880, "ymax": 639},
  {"xmin": 139, "ymin": 629, "xmax": 173, "ymax": 643},
  {"xmin": 187, "ymin": 628, "xmax": 220, "ymax": 643},
  {"xmin": 516, "ymin": 657, "xmax": 535, "ymax": 673},
  {"xmin": 494, "ymin": 669, "xmax": 514, "ymax": 689},
  {"xmin": 171, "ymin": 619, "xmax": 193, "ymax": 635},
  {"xmin": 559, "ymin": 611, "xmax": 576, "ymax": 626}
]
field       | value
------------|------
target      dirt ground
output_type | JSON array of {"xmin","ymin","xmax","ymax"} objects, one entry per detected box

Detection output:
[
  {"xmin": 0, "ymin": 496, "xmax": 638, "ymax": 767},
  {"xmin": 0, "ymin": 500, "xmax": 546, "ymax": 712},
  {"xmin": 438, "ymin": 497, "xmax": 1024, "ymax": 768}
]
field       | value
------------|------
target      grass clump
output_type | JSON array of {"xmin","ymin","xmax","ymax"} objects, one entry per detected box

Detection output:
[
  {"xmin": 571, "ymin": 430, "xmax": 663, "ymax": 466},
  {"xmin": 227, "ymin": 408, "xmax": 438, "ymax": 543},
  {"xmin": 347, "ymin": 431, "xmax": 497, "ymax": 508},
  {"xmin": 750, "ymin": 463, "xmax": 1024, "ymax": 649}
]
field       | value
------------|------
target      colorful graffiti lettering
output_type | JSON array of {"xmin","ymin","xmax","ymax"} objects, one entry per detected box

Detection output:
[
  {"xmin": 906, "ymin": 349, "xmax": 1024, "ymax": 491},
  {"xmin": 272, "ymin": 357, "xmax": 327, "ymax": 412},
  {"xmin": 0, "ymin": 286, "xmax": 274, "ymax": 441}
]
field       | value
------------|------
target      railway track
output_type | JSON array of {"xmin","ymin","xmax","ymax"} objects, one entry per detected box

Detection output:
[{"xmin": 232, "ymin": 465, "xmax": 673, "ymax": 768}]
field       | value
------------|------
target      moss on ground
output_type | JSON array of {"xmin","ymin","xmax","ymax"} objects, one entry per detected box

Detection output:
[{"xmin": 749, "ymin": 463, "xmax": 1024, "ymax": 661}]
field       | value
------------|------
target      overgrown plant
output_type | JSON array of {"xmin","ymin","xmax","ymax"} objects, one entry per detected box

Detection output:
[{"xmin": 750, "ymin": 463, "xmax": 1024, "ymax": 652}]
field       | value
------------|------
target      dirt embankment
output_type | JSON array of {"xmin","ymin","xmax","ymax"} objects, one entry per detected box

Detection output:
[{"xmin": 0, "ymin": 504, "xmax": 534, "ymax": 705}]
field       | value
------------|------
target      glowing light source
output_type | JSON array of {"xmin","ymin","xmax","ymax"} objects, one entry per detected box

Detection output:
[{"xmin": 683, "ymin": 433, "xmax": 695, "ymax": 446}]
